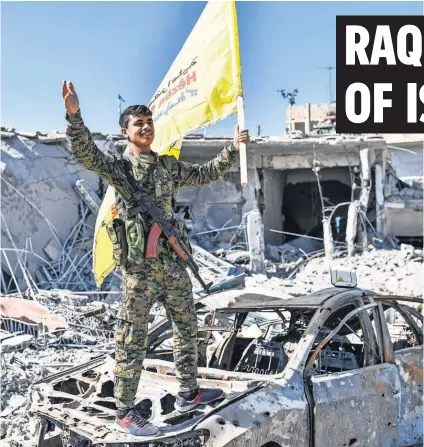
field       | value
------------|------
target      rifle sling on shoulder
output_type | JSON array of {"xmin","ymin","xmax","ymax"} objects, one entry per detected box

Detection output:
[{"xmin": 121, "ymin": 158, "xmax": 170, "ymax": 225}]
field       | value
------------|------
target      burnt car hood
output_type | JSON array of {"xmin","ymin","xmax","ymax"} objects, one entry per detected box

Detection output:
[{"xmin": 30, "ymin": 353, "xmax": 267, "ymax": 444}]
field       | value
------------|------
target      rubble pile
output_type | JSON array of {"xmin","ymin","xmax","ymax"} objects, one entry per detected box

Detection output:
[
  {"xmin": 2, "ymin": 290, "xmax": 118, "ymax": 343},
  {"xmin": 0, "ymin": 242, "xmax": 422, "ymax": 444},
  {"xmin": 385, "ymin": 173, "xmax": 424, "ymax": 206},
  {"xmin": 1, "ymin": 346, "xmax": 93, "ymax": 445},
  {"xmin": 0, "ymin": 297, "xmax": 116, "ymax": 445},
  {"xmin": 0, "ymin": 291, "xmax": 120, "ymax": 439},
  {"xmin": 247, "ymin": 244, "xmax": 423, "ymax": 299},
  {"xmin": 1, "ymin": 347, "xmax": 93, "ymax": 411},
  {"xmin": 293, "ymin": 244, "xmax": 423, "ymax": 297},
  {"xmin": 265, "ymin": 236, "xmax": 324, "ymax": 263}
]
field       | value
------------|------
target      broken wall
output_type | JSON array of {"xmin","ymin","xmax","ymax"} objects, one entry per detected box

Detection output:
[
  {"xmin": 261, "ymin": 166, "xmax": 353, "ymax": 246},
  {"xmin": 176, "ymin": 170, "xmax": 259, "ymax": 241},
  {"xmin": 389, "ymin": 145, "xmax": 423, "ymax": 181},
  {"xmin": 178, "ymin": 138, "xmax": 390, "ymax": 249},
  {"xmin": 1, "ymin": 133, "xmax": 110, "ymax": 283},
  {"xmin": 384, "ymin": 145, "xmax": 423, "ymax": 241}
]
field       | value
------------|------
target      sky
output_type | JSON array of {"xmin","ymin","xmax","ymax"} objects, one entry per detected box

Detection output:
[{"xmin": 1, "ymin": 1, "xmax": 422, "ymax": 137}]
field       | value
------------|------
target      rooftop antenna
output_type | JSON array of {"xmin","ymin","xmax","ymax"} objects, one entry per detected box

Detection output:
[
  {"xmin": 277, "ymin": 88, "xmax": 299, "ymax": 135},
  {"xmin": 118, "ymin": 94, "xmax": 126, "ymax": 118},
  {"xmin": 316, "ymin": 66, "xmax": 335, "ymax": 104}
]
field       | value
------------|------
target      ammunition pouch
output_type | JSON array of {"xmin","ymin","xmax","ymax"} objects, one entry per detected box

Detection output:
[
  {"xmin": 125, "ymin": 217, "xmax": 146, "ymax": 263},
  {"xmin": 106, "ymin": 219, "xmax": 128, "ymax": 266},
  {"xmin": 106, "ymin": 214, "xmax": 192, "ymax": 266}
]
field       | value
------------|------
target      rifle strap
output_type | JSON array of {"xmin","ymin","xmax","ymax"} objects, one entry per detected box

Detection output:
[
  {"xmin": 120, "ymin": 153, "xmax": 186, "ymax": 253},
  {"xmin": 121, "ymin": 155, "xmax": 142, "ymax": 196}
]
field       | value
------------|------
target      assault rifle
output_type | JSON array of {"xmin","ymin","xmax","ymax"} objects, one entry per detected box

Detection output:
[
  {"xmin": 108, "ymin": 158, "xmax": 212, "ymax": 293},
  {"xmin": 126, "ymin": 191, "xmax": 213, "ymax": 294}
]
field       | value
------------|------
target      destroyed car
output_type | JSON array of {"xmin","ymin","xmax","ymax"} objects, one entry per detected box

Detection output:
[{"xmin": 31, "ymin": 286, "xmax": 423, "ymax": 447}]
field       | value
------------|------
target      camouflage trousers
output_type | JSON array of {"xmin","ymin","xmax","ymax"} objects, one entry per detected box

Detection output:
[{"xmin": 114, "ymin": 257, "xmax": 198, "ymax": 410}]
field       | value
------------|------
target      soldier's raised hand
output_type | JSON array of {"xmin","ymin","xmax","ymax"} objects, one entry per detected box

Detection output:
[
  {"xmin": 233, "ymin": 125, "xmax": 250, "ymax": 151},
  {"xmin": 62, "ymin": 81, "xmax": 80, "ymax": 115}
]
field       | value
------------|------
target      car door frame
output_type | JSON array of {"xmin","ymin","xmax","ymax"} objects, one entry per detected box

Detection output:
[
  {"xmin": 280, "ymin": 289, "xmax": 399, "ymax": 447},
  {"xmin": 306, "ymin": 296, "xmax": 401, "ymax": 447},
  {"xmin": 373, "ymin": 298, "xmax": 424, "ymax": 447}
]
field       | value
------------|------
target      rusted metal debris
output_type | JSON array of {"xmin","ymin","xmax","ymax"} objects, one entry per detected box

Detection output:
[
  {"xmin": 29, "ymin": 288, "xmax": 423, "ymax": 447},
  {"xmin": 0, "ymin": 297, "xmax": 68, "ymax": 334}
]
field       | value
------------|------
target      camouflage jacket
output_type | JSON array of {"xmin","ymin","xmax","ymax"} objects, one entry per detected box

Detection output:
[{"xmin": 65, "ymin": 110, "xmax": 238, "ymax": 264}]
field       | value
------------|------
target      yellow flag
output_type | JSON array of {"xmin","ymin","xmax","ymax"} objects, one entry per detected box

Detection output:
[
  {"xmin": 93, "ymin": 1, "xmax": 242, "ymax": 286},
  {"xmin": 150, "ymin": 0, "xmax": 242, "ymax": 157},
  {"xmin": 92, "ymin": 186, "xmax": 116, "ymax": 286}
]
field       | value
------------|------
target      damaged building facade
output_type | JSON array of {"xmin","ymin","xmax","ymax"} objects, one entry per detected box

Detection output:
[
  {"xmin": 1, "ymin": 123, "xmax": 424, "ymax": 291},
  {"xmin": 1, "ymin": 124, "xmax": 423, "ymax": 446},
  {"xmin": 2, "ymin": 125, "xmax": 423, "ymax": 291}
]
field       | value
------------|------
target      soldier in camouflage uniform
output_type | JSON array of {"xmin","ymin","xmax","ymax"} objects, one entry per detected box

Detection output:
[{"xmin": 62, "ymin": 81, "xmax": 250, "ymax": 436}]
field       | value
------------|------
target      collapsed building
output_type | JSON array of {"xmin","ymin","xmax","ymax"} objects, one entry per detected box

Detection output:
[
  {"xmin": 285, "ymin": 103, "xmax": 423, "ymax": 247},
  {"xmin": 1, "ymin": 125, "xmax": 423, "ymax": 293},
  {"xmin": 1, "ymin": 124, "xmax": 423, "ymax": 446}
]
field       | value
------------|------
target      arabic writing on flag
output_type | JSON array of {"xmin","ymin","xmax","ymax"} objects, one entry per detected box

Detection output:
[
  {"xmin": 93, "ymin": 1, "xmax": 243, "ymax": 285},
  {"xmin": 149, "ymin": 0, "xmax": 242, "ymax": 157}
]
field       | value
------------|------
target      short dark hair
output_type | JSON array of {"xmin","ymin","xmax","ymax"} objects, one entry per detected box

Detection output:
[{"xmin": 119, "ymin": 105, "xmax": 152, "ymax": 128}]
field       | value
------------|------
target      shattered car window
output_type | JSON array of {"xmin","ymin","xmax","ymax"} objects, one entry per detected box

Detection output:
[
  {"xmin": 379, "ymin": 302, "xmax": 423, "ymax": 351},
  {"xmin": 147, "ymin": 307, "xmax": 319, "ymax": 377},
  {"xmin": 306, "ymin": 305, "xmax": 378, "ymax": 375},
  {"xmin": 204, "ymin": 308, "xmax": 316, "ymax": 375}
]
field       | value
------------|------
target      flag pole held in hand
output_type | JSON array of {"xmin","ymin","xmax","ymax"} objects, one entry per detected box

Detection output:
[{"xmin": 237, "ymin": 96, "xmax": 248, "ymax": 186}]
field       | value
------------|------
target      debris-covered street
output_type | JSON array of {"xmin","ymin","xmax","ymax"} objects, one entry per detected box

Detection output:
[{"xmin": 1, "ymin": 242, "xmax": 422, "ymax": 445}]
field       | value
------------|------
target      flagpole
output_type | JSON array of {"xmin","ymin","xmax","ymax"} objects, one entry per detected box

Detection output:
[{"xmin": 237, "ymin": 96, "xmax": 248, "ymax": 187}]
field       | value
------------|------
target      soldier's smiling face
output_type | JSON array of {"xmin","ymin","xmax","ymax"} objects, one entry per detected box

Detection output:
[{"xmin": 123, "ymin": 114, "xmax": 155, "ymax": 148}]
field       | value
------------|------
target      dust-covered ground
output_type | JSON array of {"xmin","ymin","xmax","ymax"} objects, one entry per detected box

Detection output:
[
  {"xmin": 1, "ymin": 246, "xmax": 422, "ymax": 446},
  {"xmin": 249, "ymin": 245, "xmax": 423, "ymax": 298}
]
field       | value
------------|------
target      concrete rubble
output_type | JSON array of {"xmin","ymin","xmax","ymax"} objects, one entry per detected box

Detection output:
[
  {"xmin": 0, "ymin": 124, "xmax": 422, "ymax": 445},
  {"xmin": 1, "ymin": 347, "xmax": 93, "ymax": 446},
  {"xmin": 250, "ymin": 244, "xmax": 423, "ymax": 299},
  {"xmin": 1, "ymin": 240, "xmax": 422, "ymax": 445}
]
